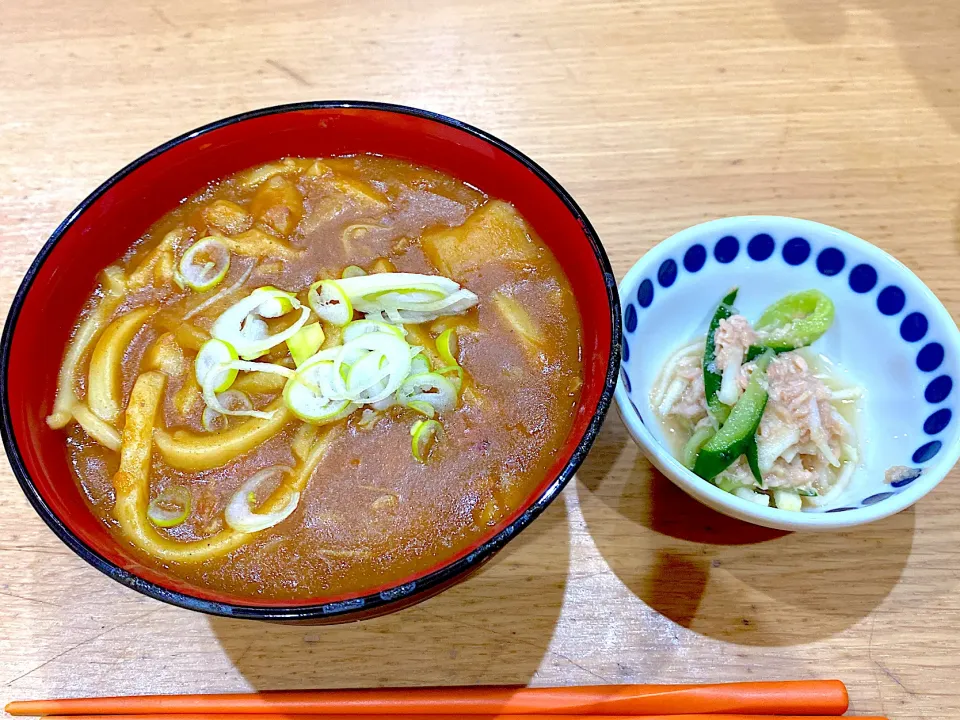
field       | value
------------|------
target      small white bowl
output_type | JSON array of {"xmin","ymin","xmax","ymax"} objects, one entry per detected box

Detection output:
[{"xmin": 615, "ymin": 216, "xmax": 960, "ymax": 531}]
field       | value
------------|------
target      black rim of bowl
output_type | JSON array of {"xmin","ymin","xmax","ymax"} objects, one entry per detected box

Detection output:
[{"xmin": 0, "ymin": 100, "xmax": 622, "ymax": 620}]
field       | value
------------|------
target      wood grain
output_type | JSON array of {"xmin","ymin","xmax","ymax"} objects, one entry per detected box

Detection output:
[{"xmin": 1, "ymin": 0, "xmax": 959, "ymax": 719}]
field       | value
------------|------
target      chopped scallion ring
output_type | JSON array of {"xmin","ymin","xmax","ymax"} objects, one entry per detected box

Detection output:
[
  {"xmin": 345, "ymin": 349, "xmax": 389, "ymax": 398},
  {"xmin": 251, "ymin": 285, "xmax": 296, "ymax": 317},
  {"xmin": 224, "ymin": 466, "xmax": 298, "ymax": 533},
  {"xmin": 216, "ymin": 360, "xmax": 296, "ymax": 378},
  {"xmin": 436, "ymin": 328, "xmax": 459, "ymax": 367},
  {"xmin": 435, "ymin": 364, "xmax": 464, "ymax": 389},
  {"xmin": 341, "ymin": 265, "xmax": 367, "ymax": 279},
  {"xmin": 147, "ymin": 486, "xmax": 192, "ymax": 528},
  {"xmin": 342, "ymin": 318, "xmax": 405, "ymax": 342},
  {"xmin": 335, "ymin": 272, "xmax": 479, "ymax": 324},
  {"xmin": 308, "ymin": 279, "xmax": 353, "ymax": 326},
  {"xmin": 405, "ymin": 400, "xmax": 436, "ymax": 418},
  {"xmin": 177, "ymin": 237, "xmax": 231, "ymax": 292},
  {"xmin": 411, "ymin": 419, "xmax": 443, "ymax": 462},
  {"xmin": 283, "ymin": 359, "xmax": 353, "ymax": 423},
  {"xmin": 410, "ymin": 354, "xmax": 431, "ymax": 376},
  {"xmin": 195, "ymin": 338, "xmax": 239, "ymax": 393},
  {"xmin": 396, "ymin": 372, "xmax": 459, "ymax": 413},
  {"xmin": 201, "ymin": 389, "xmax": 253, "ymax": 432},
  {"xmin": 211, "ymin": 287, "xmax": 311, "ymax": 360},
  {"xmin": 201, "ymin": 361, "xmax": 292, "ymax": 420},
  {"xmin": 340, "ymin": 333, "xmax": 412, "ymax": 404}
]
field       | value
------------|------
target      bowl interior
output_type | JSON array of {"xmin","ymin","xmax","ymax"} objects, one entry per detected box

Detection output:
[
  {"xmin": 2, "ymin": 103, "xmax": 617, "ymax": 611},
  {"xmin": 618, "ymin": 216, "xmax": 960, "ymax": 527}
]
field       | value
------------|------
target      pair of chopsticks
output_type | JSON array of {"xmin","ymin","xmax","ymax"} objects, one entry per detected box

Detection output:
[{"xmin": 4, "ymin": 682, "xmax": 884, "ymax": 719}]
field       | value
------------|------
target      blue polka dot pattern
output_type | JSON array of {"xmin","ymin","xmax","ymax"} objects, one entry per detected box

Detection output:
[
  {"xmin": 617, "ymin": 226, "xmax": 956, "ymax": 518},
  {"xmin": 783, "ymin": 237, "xmax": 811, "ymax": 265},
  {"xmin": 714, "ymin": 235, "xmax": 739, "ymax": 263},
  {"xmin": 877, "ymin": 285, "xmax": 906, "ymax": 316},
  {"xmin": 890, "ymin": 469, "xmax": 922, "ymax": 488},
  {"xmin": 900, "ymin": 312, "xmax": 928, "ymax": 342},
  {"xmin": 747, "ymin": 233, "xmax": 774, "ymax": 261},
  {"xmin": 624, "ymin": 303, "xmax": 637, "ymax": 333},
  {"xmin": 816, "ymin": 247, "xmax": 846, "ymax": 276},
  {"xmin": 684, "ymin": 244, "xmax": 707, "ymax": 273},
  {"xmin": 637, "ymin": 279, "xmax": 654, "ymax": 308},
  {"xmin": 848, "ymin": 263, "xmax": 878, "ymax": 293},
  {"xmin": 924, "ymin": 409, "xmax": 952, "ymax": 435},
  {"xmin": 913, "ymin": 441, "xmax": 942, "ymax": 463},
  {"xmin": 658, "ymin": 259, "xmax": 678, "ymax": 288},
  {"xmin": 925, "ymin": 375, "xmax": 953, "ymax": 404},
  {"xmin": 862, "ymin": 492, "xmax": 894, "ymax": 506},
  {"xmin": 917, "ymin": 342, "xmax": 945, "ymax": 372}
]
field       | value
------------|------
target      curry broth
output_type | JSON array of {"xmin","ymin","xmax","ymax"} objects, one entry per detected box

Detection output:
[{"xmin": 61, "ymin": 155, "xmax": 583, "ymax": 600}]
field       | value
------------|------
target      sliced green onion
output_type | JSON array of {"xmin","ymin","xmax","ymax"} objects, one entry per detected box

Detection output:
[
  {"xmin": 251, "ymin": 285, "xmax": 296, "ymax": 316},
  {"xmin": 435, "ymin": 364, "xmax": 464, "ymax": 388},
  {"xmin": 201, "ymin": 389, "xmax": 253, "ymax": 432},
  {"xmin": 335, "ymin": 272, "xmax": 478, "ymax": 323},
  {"xmin": 410, "ymin": 354, "xmax": 431, "ymax": 375},
  {"xmin": 337, "ymin": 272, "xmax": 456, "ymax": 299},
  {"xmin": 331, "ymin": 333, "xmax": 412, "ymax": 404},
  {"xmin": 436, "ymin": 328, "xmax": 459, "ymax": 367},
  {"xmin": 283, "ymin": 359, "xmax": 353, "ymax": 423},
  {"xmin": 365, "ymin": 287, "xmax": 447, "ymax": 303},
  {"xmin": 405, "ymin": 400, "xmax": 436, "ymax": 418},
  {"xmin": 195, "ymin": 338, "xmax": 239, "ymax": 393},
  {"xmin": 183, "ymin": 260, "xmax": 254, "ymax": 321},
  {"xmin": 308, "ymin": 279, "xmax": 353, "ymax": 326},
  {"xmin": 224, "ymin": 465, "xmax": 298, "ymax": 533},
  {"xmin": 342, "ymin": 265, "xmax": 367, "ymax": 279},
  {"xmin": 287, "ymin": 323, "xmax": 325, "ymax": 367},
  {"xmin": 216, "ymin": 360, "xmax": 296, "ymax": 378},
  {"xmin": 147, "ymin": 486, "xmax": 191, "ymax": 528},
  {"xmin": 201, "ymin": 361, "xmax": 292, "ymax": 421},
  {"xmin": 211, "ymin": 287, "xmax": 310, "ymax": 360},
  {"xmin": 345, "ymin": 349, "xmax": 389, "ymax": 398},
  {"xmin": 396, "ymin": 373, "xmax": 459, "ymax": 414},
  {"xmin": 342, "ymin": 318, "xmax": 405, "ymax": 342},
  {"xmin": 411, "ymin": 419, "xmax": 443, "ymax": 463},
  {"xmin": 177, "ymin": 237, "xmax": 231, "ymax": 292}
]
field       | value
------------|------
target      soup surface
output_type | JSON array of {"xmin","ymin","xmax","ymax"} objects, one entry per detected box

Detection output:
[{"xmin": 52, "ymin": 155, "xmax": 584, "ymax": 601}]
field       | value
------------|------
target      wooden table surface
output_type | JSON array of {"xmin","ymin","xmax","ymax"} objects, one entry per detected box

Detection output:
[{"xmin": 2, "ymin": 0, "xmax": 959, "ymax": 718}]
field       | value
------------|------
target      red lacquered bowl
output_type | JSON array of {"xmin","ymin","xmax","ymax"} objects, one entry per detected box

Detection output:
[{"xmin": 0, "ymin": 102, "xmax": 620, "ymax": 622}]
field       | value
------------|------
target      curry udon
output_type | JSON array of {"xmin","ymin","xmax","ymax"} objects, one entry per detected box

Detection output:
[{"xmin": 50, "ymin": 155, "xmax": 583, "ymax": 600}]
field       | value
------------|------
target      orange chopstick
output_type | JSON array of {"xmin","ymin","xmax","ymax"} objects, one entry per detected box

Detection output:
[
  {"xmin": 4, "ymin": 682, "xmax": 849, "ymax": 717},
  {"xmin": 33, "ymin": 715, "xmax": 886, "ymax": 720}
]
